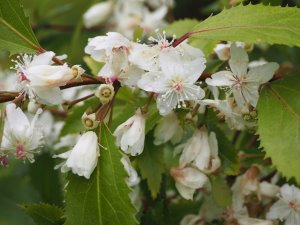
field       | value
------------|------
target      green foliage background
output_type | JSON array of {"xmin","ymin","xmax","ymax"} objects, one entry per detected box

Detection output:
[{"xmin": 0, "ymin": 0, "xmax": 300, "ymax": 225}]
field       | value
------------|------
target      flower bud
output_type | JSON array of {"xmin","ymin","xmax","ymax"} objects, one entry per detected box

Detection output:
[
  {"xmin": 83, "ymin": 1, "xmax": 114, "ymax": 28},
  {"xmin": 27, "ymin": 100, "xmax": 41, "ymax": 114},
  {"xmin": 95, "ymin": 84, "xmax": 115, "ymax": 104},
  {"xmin": 71, "ymin": 65, "xmax": 85, "ymax": 79},
  {"xmin": 82, "ymin": 112, "xmax": 99, "ymax": 130}
]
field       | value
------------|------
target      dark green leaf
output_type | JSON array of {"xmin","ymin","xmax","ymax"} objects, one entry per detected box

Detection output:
[
  {"xmin": 0, "ymin": 0, "xmax": 39, "ymax": 54},
  {"xmin": 136, "ymin": 134, "xmax": 164, "ymax": 198},
  {"xmin": 29, "ymin": 153, "xmax": 63, "ymax": 206},
  {"xmin": 20, "ymin": 203, "xmax": 64, "ymax": 225},
  {"xmin": 64, "ymin": 125, "xmax": 137, "ymax": 225}
]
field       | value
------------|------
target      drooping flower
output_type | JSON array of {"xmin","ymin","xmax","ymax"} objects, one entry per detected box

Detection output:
[
  {"xmin": 113, "ymin": 109, "xmax": 146, "ymax": 156},
  {"xmin": 170, "ymin": 166, "xmax": 208, "ymax": 200},
  {"xmin": 153, "ymin": 111, "xmax": 183, "ymax": 145},
  {"xmin": 1, "ymin": 103, "xmax": 43, "ymax": 162},
  {"xmin": 121, "ymin": 155, "xmax": 140, "ymax": 187},
  {"xmin": 179, "ymin": 126, "xmax": 221, "ymax": 174},
  {"xmin": 267, "ymin": 184, "xmax": 300, "ymax": 225},
  {"xmin": 138, "ymin": 47, "xmax": 206, "ymax": 115},
  {"xmin": 83, "ymin": 1, "xmax": 114, "ymax": 28},
  {"xmin": 85, "ymin": 32, "xmax": 143, "ymax": 86},
  {"xmin": 12, "ymin": 52, "xmax": 82, "ymax": 105},
  {"xmin": 54, "ymin": 131, "xmax": 100, "ymax": 179},
  {"xmin": 206, "ymin": 43, "xmax": 279, "ymax": 108}
]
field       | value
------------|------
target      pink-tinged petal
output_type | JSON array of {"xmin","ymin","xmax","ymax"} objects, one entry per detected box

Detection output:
[
  {"xmin": 247, "ymin": 62, "xmax": 279, "ymax": 84},
  {"xmin": 229, "ymin": 43, "xmax": 248, "ymax": 78},
  {"xmin": 206, "ymin": 71, "xmax": 235, "ymax": 86}
]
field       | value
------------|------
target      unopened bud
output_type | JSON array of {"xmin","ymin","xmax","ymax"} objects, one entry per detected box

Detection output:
[
  {"xmin": 82, "ymin": 112, "xmax": 99, "ymax": 130},
  {"xmin": 95, "ymin": 84, "xmax": 114, "ymax": 104},
  {"xmin": 27, "ymin": 101, "xmax": 41, "ymax": 114},
  {"xmin": 72, "ymin": 65, "xmax": 85, "ymax": 79}
]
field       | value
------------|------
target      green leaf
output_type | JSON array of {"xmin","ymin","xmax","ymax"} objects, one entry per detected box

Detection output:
[
  {"xmin": 257, "ymin": 76, "xmax": 300, "ymax": 181},
  {"xmin": 0, "ymin": 0, "xmax": 39, "ymax": 54},
  {"xmin": 0, "ymin": 161, "xmax": 41, "ymax": 225},
  {"xmin": 192, "ymin": 4, "xmax": 300, "ymax": 47},
  {"xmin": 133, "ymin": 26, "xmax": 144, "ymax": 42},
  {"xmin": 165, "ymin": 19, "xmax": 217, "ymax": 55},
  {"xmin": 29, "ymin": 153, "xmax": 63, "ymax": 206},
  {"xmin": 207, "ymin": 123, "xmax": 240, "ymax": 175},
  {"xmin": 136, "ymin": 134, "xmax": 164, "ymax": 198},
  {"xmin": 20, "ymin": 203, "xmax": 64, "ymax": 225},
  {"xmin": 210, "ymin": 175, "xmax": 232, "ymax": 207},
  {"xmin": 65, "ymin": 125, "xmax": 137, "ymax": 225},
  {"xmin": 165, "ymin": 19, "xmax": 199, "ymax": 37},
  {"xmin": 83, "ymin": 56, "xmax": 104, "ymax": 76},
  {"xmin": 60, "ymin": 97, "xmax": 99, "ymax": 137}
]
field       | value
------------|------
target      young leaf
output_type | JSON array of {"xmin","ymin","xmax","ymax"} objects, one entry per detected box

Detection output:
[
  {"xmin": 64, "ymin": 125, "xmax": 137, "ymax": 225},
  {"xmin": 136, "ymin": 134, "xmax": 164, "ymax": 199},
  {"xmin": 257, "ymin": 76, "xmax": 300, "ymax": 181},
  {"xmin": 192, "ymin": 4, "xmax": 300, "ymax": 47},
  {"xmin": 0, "ymin": 0, "xmax": 39, "ymax": 54},
  {"xmin": 20, "ymin": 203, "xmax": 64, "ymax": 225}
]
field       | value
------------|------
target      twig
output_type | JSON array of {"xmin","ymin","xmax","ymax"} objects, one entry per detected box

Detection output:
[{"xmin": 66, "ymin": 93, "xmax": 95, "ymax": 109}]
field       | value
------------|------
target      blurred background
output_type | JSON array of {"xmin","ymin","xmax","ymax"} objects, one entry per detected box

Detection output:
[{"xmin": 0, "ymin": 0, "xmax": 300, "ymax": 224}]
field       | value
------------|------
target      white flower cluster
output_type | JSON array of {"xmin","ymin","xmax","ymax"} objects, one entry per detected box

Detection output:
[{"xmin": 83, "ymin": 0, "xmax": 173, "ymax": 38}]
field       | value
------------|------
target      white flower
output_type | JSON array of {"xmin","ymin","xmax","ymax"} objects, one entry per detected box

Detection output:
[
  {"xmin": 138, "ymin": 47, "xmax": 206, "ymax": 115},
  {"xmin": 231, "ymin": 166, "xmax": 261, "ymax": 212},
  {"xmin": 201, "ymin": 97, "xmax": 257, "ymax": 130},
  {"xmin": 206, "ymin": 43, "xmax": 279, "ymax": 108},
  {"xmin": 179, "ymin": 126, "xmax": 221, "ymax": 174},
  {"xmin": 236, "ymin": 217, "xmax": 274, "ymax": 225},
  {"xmin": 146, "ymin": 0, "xmax": 174, "ymax": 9},
  {"xmin": 170, "ymin": 166, "xmax": 208, "ymax": 200},
  {"xmin": 180, "ymin": 214, "xmax": 204, "ymax": 225},
  {"xmin": 12, "ymin": 52, "xmax": 76, "ymax": 105},
  {"xmin": 1, "ymin": 103, "xmax": 43, "ymax": 162},
  {"xmin": 54, "ymin": 131, "xmax": 100, "ymax": 179},
  {"xmin": 113, "ymin": 109, "xmax": 145, "ymax": 156},
  {"xmin": 153, "ymin": 111, "xmax": 183, "ymax": 145},
  {"xmin": 83, "ymin": 1, "xmax": 114, "ymax": 28},
  {"xmin": 267, "ymin": 184, "xmax": 300, "ymax": 225},
  {"xmin": 85, "ymin": 32, "xmax": 130, "ymax": 65},
  {"xmin": 113, "ymin": 0, "xmax": 167, "ymax": 38},
  {"xmin": 121, "ymin": 155, "xmax": 140, "ymax": 187},
  {"xmin": 85, "ymin": 32, "xmax": 143, "ymax": 86}
]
